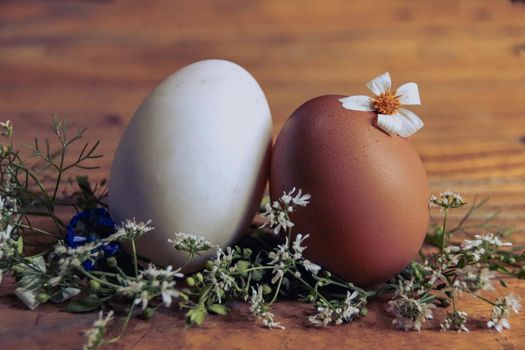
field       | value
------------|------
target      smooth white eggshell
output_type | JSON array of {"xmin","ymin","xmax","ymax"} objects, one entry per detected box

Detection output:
[{"xmin": 108, "ymin": 59, "xmax": 272, "ymax": 271}]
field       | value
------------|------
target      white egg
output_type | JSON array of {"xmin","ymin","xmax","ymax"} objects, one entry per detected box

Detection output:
[{"xmin": 108, "ymin": 59, "xmax": 272, "ymax": 271}]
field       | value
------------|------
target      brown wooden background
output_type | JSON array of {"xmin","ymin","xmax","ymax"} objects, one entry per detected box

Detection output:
[{"xmin": 1, "ymin": 0, "xmax": 525, "ymax": 349}]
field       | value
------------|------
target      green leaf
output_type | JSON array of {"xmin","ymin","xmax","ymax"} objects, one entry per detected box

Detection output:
[
  {"xmin": 186, "ymin": 306, "xmax": 207, "ymax": 326},
  {"xmin": 235, "ymin": 260, "xmax": 250, "ymax": 274},
  {"xmin": 14, "ymin": 287, "xmax": 41, "ymax": 310},
  {"xmin": 208, "ymin": 304, "xmax": 229, "ymax": 315},
  {"xmin": 250, "ymin": 268, "xmax": 264, "ymax": 282},
  {"xmin": 76, "ymin": 175, "xmax": 92, "ymax": 194},
  {"xmin": 66, "ymin": 295, "xmax": 104, "ymax": 313},
  {"xmin": 16, "ymin": 236, "xmax": 23, "ymax": 255},
  {"xmin": 51, "ymin": 287, "xmax": 81, "ymax": 304}
]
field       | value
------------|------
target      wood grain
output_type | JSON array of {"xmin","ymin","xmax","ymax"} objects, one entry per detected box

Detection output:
[{"xmin": 1, "ymin": 0, "xmax": 525, "ymax": 349}]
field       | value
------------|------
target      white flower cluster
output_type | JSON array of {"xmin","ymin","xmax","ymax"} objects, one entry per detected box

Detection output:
[
  {"xmin": 260, "ymin": 188, "xmax": 311, "ymax": 234},
  {"xmin": 394, "ymin": 276, "xmax": 428, "ymax": 297},
  {"xmin": 487, "ymin": 294, "xmax": 521, "ymax": 332},
  {"xmin": 168, "ymin": 232, "xmax": 213, "ymax": 255},
  {"xmin": 440, "ymin": 310, "xmax": 469, "ymax": 332},
  {"xmin": 460, "ymin": 233, "xmax": 512, "ymax": 262},
  {"xmin": 117, "ymin": 264, "xmax": 183, "ymax": 310},
  {"xmin": 452, "ymin": 266, "xmax": 495, "ymax": 296},
  {"xmin": 268, "ymin": 234, "xmax": 320, "ymax": 284},
  {"xmin": 249, "ymin": 285, "xmax": 284, "ymax": 329},
  {"xmin": 0, "ymin": 191, "xmax": 18, "ymax": 284},
  {"xmin": 429, "ymin": 191, "xmax": 465, "ymax": 210},
  {"xmin": 0, "ymin": 120, "xmax": 13, "ymax": 138},
  {"xmin": 113, "ymin": 218, "xmax": 154, "ymax": 241},
  {"xmin": 83, "ymin": 310, "xmax": 114, "ymax": 350},
  {"xmin": 436, "ymin": 234, "xmax": 512, "ymax": 296},
  {"xmin": 52, "ymin": 242, "xmax": 100, "ymax": 281},
  {"xmin": 387, "ymin": 295, "xmax": 435, "ymax": 331},
  {"xmin": 205, "ymin": 247, "xmax": 237, "ymax": 303},
  {"xmin": 308, "ymin": 291, "xmax": 361, "ymax": 327}
]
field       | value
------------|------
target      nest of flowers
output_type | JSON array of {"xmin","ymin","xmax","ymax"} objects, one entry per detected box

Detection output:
[{"xmin": 0, "ymin": 118, "xmax": 523, "ymax": 350}]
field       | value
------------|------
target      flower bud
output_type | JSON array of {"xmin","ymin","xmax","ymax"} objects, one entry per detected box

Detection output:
[
  {"xmin": 89, "ymin": 279, "xmax": 101, "ymax": 290},
  {"xmin": 359, "ymin": 307, "xmax": 368, "ymax": 317},
  {"xmin": 106, "ymin": 257, "xmax": 117, "ymax": 268},
  {"xmin": 141, "ymin": 307, "xmax": 156, "ymax": 320},
  {"xmin": 262, "ymin": 284, "xmax": 272, "ymax": 295},
  {"xmin": 37, "ymin": 293, "xmax": 50, "ymax": 303},
  {"xmin": 186, "ymin": 277, "xmax": 196, "ymax": 287},
  {"xmin": 235, "ymin": 260, "xmax": 250, "ymax": 274},
  {"xmin": 436, "ymin": 297, "xmax": 451, "ymax": 307},
  {"xmin": 243, "ymin": 248, "xmax": 253, "ymax": 259},
  {"xmin": 195, "ymin": 272, "xmax": 204, "ymax": 284}
]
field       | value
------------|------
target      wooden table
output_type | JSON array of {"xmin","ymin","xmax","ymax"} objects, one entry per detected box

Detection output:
[{"xmin": 1, "ymin": 0, "xmax": 525, "ymax": 349}]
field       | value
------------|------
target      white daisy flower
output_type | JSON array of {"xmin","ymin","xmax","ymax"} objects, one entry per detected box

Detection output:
[{"xmin": 339, "ymin": 72, "xmax": 424, "ymax": 137}]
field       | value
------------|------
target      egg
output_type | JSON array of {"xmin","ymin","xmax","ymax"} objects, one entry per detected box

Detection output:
[
  {"xmin": 270, "ymin": 95, "xmax": 429, "ymax": 287},
  {"xmin": 109, "ymin": 59, "xmax": 272, "ymax": 271}
]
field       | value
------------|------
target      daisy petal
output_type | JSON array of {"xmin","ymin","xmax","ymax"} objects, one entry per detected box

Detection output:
[
  {"xmin": 366, "ymin": 72, "xmax": 391, "ymax": 96},
  {"xmin": 396, "ymin": 82, "xmax": 421, "ymax": 105},
  {"xmin": 377, "ymin": 114, "xmax": 402, "ymax": 135},
  {"xmin": 338, "ymin": 95, "xmax": 374, "ymax": 111},
  {"xmin": 397, "ymin": 108, "xmax": 424, "ymax": 137}
]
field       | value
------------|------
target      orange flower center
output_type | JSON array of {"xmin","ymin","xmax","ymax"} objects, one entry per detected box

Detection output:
[{"xmin": 373, "ymin": 90, "xmax": 401, "ymax": 115}]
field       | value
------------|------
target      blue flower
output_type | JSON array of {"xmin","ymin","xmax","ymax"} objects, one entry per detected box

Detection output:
[{"xmin": 66, "ymin": 208, "xmax": 120, "ymax": 270}]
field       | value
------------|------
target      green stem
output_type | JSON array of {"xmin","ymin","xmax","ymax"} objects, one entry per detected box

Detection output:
[
  {"xmin": 441, "ymin": 209, "xmax": 449, "ymax": 252},
  {"xmin": 232, "ymin": 265, "xmax": 274, "ymax": 275},
  {"xmin": 9, "ymin": 163, "xmax": 66, "ymax": 231},
  {"xmin": 80, "ymin": 268, "xmax": 122, "ymax": 289},
  {"xmin": 90, "ymin": 270, "xmax": 122, "ymax": 278},
  {"xmin": 107, "ymin": 303, "xmax": 136, "ymax": 344},
  {"xmin": 269, "ymin": 275, "xmax": 284, "ymax": 305},
  {"xmin": 476, "ymin": 294, "xmax": 497, "ymax": 306},
  {"xmin": 295, "ymin": 274, "xmax": 331, "ymax": 305},
  {"xmin": 16, "ymin": 223, "xmax": 60, "ymax": 238},
  {"xmin": 113, "ymin": 265, "xmax": 129, "ymax": 279},
  {"xmin": 180, "ymin": 255, "xmax": 194, "ymax": 270},
  {"xmin": 131, "ymin": 240, "xmax": 138, "ymax": 277},
  {"xmin": 51, "ymin": 144, "xmax": 66, "ymax": 204}
]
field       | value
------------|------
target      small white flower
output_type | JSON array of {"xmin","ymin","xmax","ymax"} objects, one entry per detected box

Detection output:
[
  {"xmin": 83, "ymin": 310, "xmax": 114, "ymax": 350},
  {"xmin": 429, "ymin": 191, "xmax": 465, "ymax": 210},
  {"xmin": 260, "ymin": 188, "xmax": 311, "ymax": 235},
  {"xmin": 113, "ymin": 218, "xmax": 154, "ymax": 241},
  {"xmin": 387, "ymin": 295, "xmax": 434, "ymax": 331},
  {"xmin": 249, "ymin": 285, "xmax": 285, "ymax": 329},
  {"xmin": 338, "ymin": 72, "xmax": 423, "ymax": 137},
  {"xmin": 291, "ymin": 188, "xmax": 311, "ymax": 207},
  {"xmin": 308, "ymin": 306, "xmax": 334, "ymax": 327},
  {"xmin": 487, "ymin": 294, "xmax": 520, "ymax": 332},
  {"xmin": 205, "ymin": 247, "xmax": 237, "ymax": 303},
  {"xmin": 302, "ymin": 259, "xmax": 321, "ymax": 275},
  {"xmin": 342, "ymin": 291, "xmax": 360, "ymax": 319},
  {"xmin": 292, "ymin": 233, "xmax": 309, "ymax": 259},
  {"xmin": 506, "ymin": 294, "xmax": 522, "ymax": 314},
  {"xmin": 453, "ymin": 266, "xmax": 495, "ymax": 295},
  {"xmin": 168, "ymin": 232, "xmax": 213, "ymax": 254},
  {"xmin": 474, "ymin": 233, "xmax": 512, "ymax": 248},
  {"xmin": 440, "ymin": 310, "xmax": 469, "ymax": 332},
  {"xmin": 117, "ymin": 264, "xmax": 182, "ymax": 310}
]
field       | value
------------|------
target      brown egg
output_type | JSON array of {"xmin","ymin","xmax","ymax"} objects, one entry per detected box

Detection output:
[{"xmin": 270, "ymin": 95, "xmax": 430, "ymax": 287}]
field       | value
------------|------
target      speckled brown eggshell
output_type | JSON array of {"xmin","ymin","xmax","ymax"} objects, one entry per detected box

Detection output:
[{"xmin": 270, "ymin": 95, "xmax": 430, "ymax": 287}]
